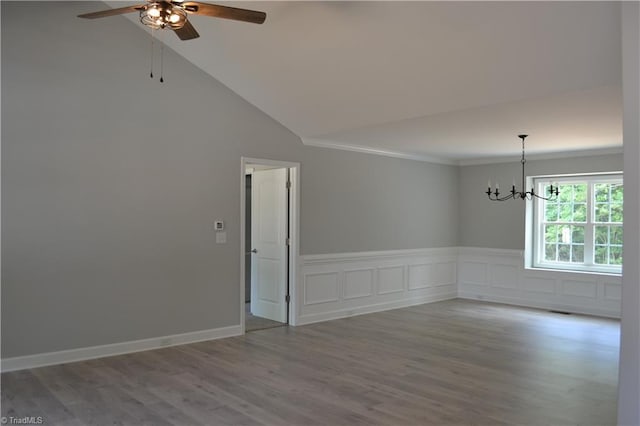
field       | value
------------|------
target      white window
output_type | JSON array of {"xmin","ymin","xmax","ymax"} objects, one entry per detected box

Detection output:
[{"xmin": 531, "ymin": 173, "xmax": 623, "ymax": 274}]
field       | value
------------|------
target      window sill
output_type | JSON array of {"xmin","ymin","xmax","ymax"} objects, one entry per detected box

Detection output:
[{"xmin": 527, "ymin": 265, "xmax": 622, "ymax": 277}]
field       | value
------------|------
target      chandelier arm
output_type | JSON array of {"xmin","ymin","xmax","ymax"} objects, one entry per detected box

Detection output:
[
  {"xmin": 531, "ymin": 192, "xmax": 557, "ymax": 202},
  {"xmin": 487, "ymin": 192, "xmax": 517, "ymax": 201}
]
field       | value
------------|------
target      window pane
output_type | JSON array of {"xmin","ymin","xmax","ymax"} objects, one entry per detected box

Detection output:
[
  {"xmin": 573, "ymin": 203, "xmax": 586, "ymax": 222},
  {"xmin": 611, "ymin": 225, "xmax": 623, "ymax": 245},
  {"xmin": 594, "ymin": 246, "xmax": 608, "ymax": 264},
  {"xmin": 545, "ymin": 203, "xmax": 558, "ymax": 222},
  {"xmin": 558, "ymin": 185, "xmax": 573, "ymax": 202},
  {"xmin": 611, "ymin": 204, "xmax": 623, "ymax": 223},
  {"xmin": 571, "ymin": 245, "xmax": 584, "ymax": 263},
  {"xmin": 543, "ymin": 184, "xmax": 554, "ymax": 199},
  {"xmin": 595, "ymin": 226, "xmax": 609, "ymax": 245},
  {"xmin": 572, "ymin": 226, "xmax": 585, "ymax": 244},
  {"xmin": 545, "ymin": 225, "xmax": 559, "ymax": 243},
  {"xmin": 559, "ymin": 204, "xmax": 573, "ymax": 221},
  {"xmin": 595, "ymin": 184, "xmax": 609, "ymax": 202},
  {"xmin": 545, "ymin": 244, "xmax": 556, "ymax": 261},
  {"xmin": 611, "ymin": 184, "xmax": 624, "ymax": 203},
  {"xmin": 595, "ymin": 203, "xmax": 610, "ymax": 222},
  {"xmin": 558, "ymin": 244, "xmax": 570, "ymax": 262},
  {"xmin": 610, "ymin": 246, "xmax": 623, "ymax": 265},
  {"xmin": 573, "ymin": 184, "xmax": 587, "ymax": 202}
]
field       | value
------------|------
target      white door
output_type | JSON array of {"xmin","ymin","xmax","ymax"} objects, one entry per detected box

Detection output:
[{"xmin": 250, "ymin": 168, "xmax": 288, "ymax": 323}]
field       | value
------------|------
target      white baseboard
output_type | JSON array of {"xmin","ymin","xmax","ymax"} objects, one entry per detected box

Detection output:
[
  {"xmin": 458, "ymin": 292, "xmax": 619, "ymax": 318},
  {"xmin": 297, "ymin": 290, "xmax": 457, "ymax": 325},
  {"xmin": 1, "ymin": 325, "xmax": 242, "ymax": 372}
]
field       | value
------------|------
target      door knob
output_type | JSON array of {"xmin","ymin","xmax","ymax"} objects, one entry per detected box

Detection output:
[{"xmin": 251, "ymin": 249, "xmax": 258, "ymax": 253}]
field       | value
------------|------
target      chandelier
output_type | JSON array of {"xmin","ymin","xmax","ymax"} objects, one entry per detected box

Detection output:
[{"xmin": 486, "ymin": 134, "xmax": 559, "ymax": 201}]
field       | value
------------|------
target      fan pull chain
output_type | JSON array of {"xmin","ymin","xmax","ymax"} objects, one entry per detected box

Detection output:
[
  {"xmin": 159, "ymin": 30, "xmax": 164, "ymax": 83},
  {"xmin": 150, "ymin": 28, "xmax": 155, "ymax": 79}
]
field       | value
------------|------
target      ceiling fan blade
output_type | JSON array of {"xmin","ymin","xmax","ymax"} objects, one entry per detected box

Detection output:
[
  {"xmin": 182, "ymin": 2, "xmax": 266, "ymax": 24},
  {"xmin": 78, "ymin": 5, "xmax": 145, "ymax": 19},
  {"xmin": 174, "ymin": 20, "xmax": 200, "ymax": 40}
]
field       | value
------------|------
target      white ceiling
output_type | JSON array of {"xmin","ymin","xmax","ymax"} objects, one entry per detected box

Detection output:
[{"xmin": 108, "ymin": 1, "xmax": 623, "ymax": 163}]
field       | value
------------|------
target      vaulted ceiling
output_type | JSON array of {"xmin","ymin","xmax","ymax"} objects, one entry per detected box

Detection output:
[{"xmin": 104, "ymin": 1, "xmax": 622, "ymax": 163}]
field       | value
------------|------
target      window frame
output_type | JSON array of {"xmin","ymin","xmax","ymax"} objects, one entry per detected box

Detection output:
[{"xmin": 530, "ymin": 172, "xmax": 623, "ymax": 275}]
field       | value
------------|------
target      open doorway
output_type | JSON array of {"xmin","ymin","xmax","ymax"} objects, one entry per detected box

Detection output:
[{"xmin": 241, "ymin": 158, "xmax": 299, "ymax": 332}]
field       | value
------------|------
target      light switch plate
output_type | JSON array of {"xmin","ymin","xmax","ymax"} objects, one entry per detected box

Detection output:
[{"xmin": 214, "ymin": 220, "xmax": 224, "ymax": 231}]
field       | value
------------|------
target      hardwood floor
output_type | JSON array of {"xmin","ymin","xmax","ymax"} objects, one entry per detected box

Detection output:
[{"xmin": 1, "ymin": 300, "xmax": 619, "ymax": 425}]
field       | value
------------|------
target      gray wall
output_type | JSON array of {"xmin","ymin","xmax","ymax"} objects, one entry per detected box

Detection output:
[
  {"xmin": 458, "ymin": 154, "xmax": 623, "ymax": 250},
  {"xmin": 301, "ymin": 148, "xmax": 458, "ymax": 254},
  {"xmin": 1, "ymin": 2, "xmax": 458, "ymax": 357}
]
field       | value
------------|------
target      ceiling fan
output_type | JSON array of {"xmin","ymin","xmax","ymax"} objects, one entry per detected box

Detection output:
[{"xmin": 78, "ymin": 1, "xmax": 267, "ymax": 41}]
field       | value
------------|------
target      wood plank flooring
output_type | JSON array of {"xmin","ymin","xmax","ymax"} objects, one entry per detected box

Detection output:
[{"xmin": 1, "ymin": 300, "xmax": 619, "ymax": 425}]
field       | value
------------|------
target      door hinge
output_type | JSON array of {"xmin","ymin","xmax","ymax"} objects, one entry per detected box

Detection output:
[
  {"xmin": 286, "ymin": 238, "xmax": 291, "ymax": 246},
  {"xmin": 285, "ymin": 294, "xmax": 290, "ymax": 303},
  {"xmin": 286, "ymin": 180, "xmax": 291, "ymax": 189}
]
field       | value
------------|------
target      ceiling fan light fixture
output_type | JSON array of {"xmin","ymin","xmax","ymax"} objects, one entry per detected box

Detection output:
[
  {"xmin": 140, "ymin": 2, "xmax": 187, "ymax": 30},
  {"xmin": 147, "ymin": 7, "xmax": 161, "ymax": 18}
]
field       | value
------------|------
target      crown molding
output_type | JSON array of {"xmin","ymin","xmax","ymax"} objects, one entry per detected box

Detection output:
[
  {"xmin": 302, "ymin": 138, "xmax": 623, "ymax": 167},
  {"xmin": 457, "ymin": 146, "xmax": 623, "ymax": 166},
  {"xmin": 301, "ymin": 138, "xmax": 458, "ymax": 165}
]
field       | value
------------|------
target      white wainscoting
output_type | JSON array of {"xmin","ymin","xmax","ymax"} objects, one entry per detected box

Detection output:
[
  {"xmin": 458, "ymin": 247, "xmax": 622, "ymax": 318},
  {"xmin": 298, "ymin": 248, "xmax": 458, "ymax": 325}
]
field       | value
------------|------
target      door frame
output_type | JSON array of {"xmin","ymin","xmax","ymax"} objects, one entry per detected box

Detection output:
[{"xmin": 240, "ymin": 157, "xmax": 300, "ymax": 332}]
